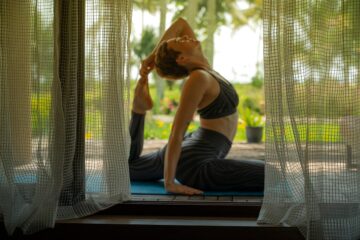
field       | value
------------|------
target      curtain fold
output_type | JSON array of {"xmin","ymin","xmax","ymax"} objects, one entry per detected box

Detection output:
[
  {"xmin": 0, "ymin": 0, "xmax": 132, "ymax": 235},
  {"xmin": 57, "ymin": 0, "xmax": 86, "ymax": 207},
  {"xmin": 259, "ymin": 1, "xmax": 360, "ymax": 239}
]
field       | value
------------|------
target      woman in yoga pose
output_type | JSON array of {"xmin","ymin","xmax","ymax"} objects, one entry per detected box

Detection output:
[{"xmin": 130, "ymin": 17, "xmax": 264, "ymax": 195}]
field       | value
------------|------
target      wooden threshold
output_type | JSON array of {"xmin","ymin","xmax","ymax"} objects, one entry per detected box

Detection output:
[
  {"xmin": 99, "ymin": 194, "xmax": 263, "ymax": 218},
  {"xmin": 130, "ymin": 194, "xmax": 263, "ymax": 203},
  {"xmin": 1, "ymin": 215, "xmax": 304, "ymax": 240},
  {"xmin": 0, "ymin": 196, "xmax": 305, "ymax": 240}
]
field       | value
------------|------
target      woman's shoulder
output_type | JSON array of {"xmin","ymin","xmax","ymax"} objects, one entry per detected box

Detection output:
[
  {"xmin": 187, "ymin": 69, "xmax": 212, "ymax": 83},
  {"xmin": 181, "ymin": 69, "xmax": 212, "ymax": 94},
  {"xmin": 189, "ymin": 68, "xmax": 211, "ymax": 81}
]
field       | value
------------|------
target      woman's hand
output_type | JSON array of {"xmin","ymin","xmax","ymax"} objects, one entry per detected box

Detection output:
[
  {"xmin": 165, "ymin": 182, "xmax": 203, "ymax": 195},
  {"xmin": 140, "ymin": 55, "xmax": 155, "ymax": 77}
]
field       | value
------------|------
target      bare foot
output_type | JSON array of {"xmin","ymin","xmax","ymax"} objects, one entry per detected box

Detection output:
[{"xmin": 132, "ymin": 76, "xmax": 153, "ymax": 114}]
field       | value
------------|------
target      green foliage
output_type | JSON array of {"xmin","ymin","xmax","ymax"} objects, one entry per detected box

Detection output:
[
  {"xmin": 266, "ymin": 123, "xmax": 341, "ymax": 143},
  {"xmin": 171, "ymin": 0, "xmax": 263, "ymax": 63},
  {"xmin": 160, "ymin": 97, "xmax": 179, "ymax": 115},
  {"xmin": 130, "ymin": 80, "xmax": 265, "ymax": 141},
  {"xmin": 234, "ymin": 82, "xmax": 264, "ymax": 114},
  {"xmin": 144, "ymin": 117, "xmax": 199, "ymax": 139},
  {"xmin": 131, "ymin": 80, "xmax": 182, "ymax": 116},
  {"xmin": 242, "ymin": 107, "xmax": 264, "ymax": 127},
  {"xmin": 242, "ymin": 97, "xmax": 259, "ymax": 113},
  {"xmin": 33, "ymin": 81, "xmax": 348, "ymax": 143},
  {"xmin": 133, "ymin": 0, "xmax": 160, "ymax": 13},
  {"xmin": 172, "ymin": 0, "xmax": 262, "ymax": 30},
  {"xmin": 144, "ymin": 118, "xmax": 171, "ymax": 139},
  {"xmin": 31, "ymin": 94, "xmax": 50, "ymax": 136},
  {"xmin": 142, "ymin": 115, "xmax": 249, "ymax": 142},
  {"xmin": 250, "ymin": 71, "xmax": 263, "ymax": 89},
  {"xmin": 132, "ymin": 27, "xmax": 158, "ymax": 61}
]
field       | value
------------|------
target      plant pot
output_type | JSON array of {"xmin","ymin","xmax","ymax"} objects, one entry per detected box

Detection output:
[{"xmin": 245, "ymin": 126, "xmax": 263, "ymax": 143}]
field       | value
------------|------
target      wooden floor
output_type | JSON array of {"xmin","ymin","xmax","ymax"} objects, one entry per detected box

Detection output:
[{"xmin": 131, "ymin": 194, "xmax": 263, "ymax": 203}]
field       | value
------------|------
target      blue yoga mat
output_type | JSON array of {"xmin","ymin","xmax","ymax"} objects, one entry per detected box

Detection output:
[
  {"xmin": 13, "ymin": 174, "xmax": 263, "ymax": 196},
  {"xmin": 131, "ymin": 180, "xmax": 263, "ymax": 196}
]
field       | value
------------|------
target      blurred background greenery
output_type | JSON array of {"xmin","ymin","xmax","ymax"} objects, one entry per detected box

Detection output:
[
  {"xmin": 30, "ymin": 0, "xmax": 356, "ymax": 143},
  {"xmin": 129, "ymin": 80, "xmax": 264, "ymax": 141}
]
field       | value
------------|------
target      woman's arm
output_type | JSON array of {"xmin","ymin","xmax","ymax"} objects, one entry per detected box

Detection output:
[
  {"xmin": 140, "ymin": 18, "xmax": 196, "ymax": 76},
  {"xmin": 164, "ymin": 70, "xmax": 210, "ymax": 195}
]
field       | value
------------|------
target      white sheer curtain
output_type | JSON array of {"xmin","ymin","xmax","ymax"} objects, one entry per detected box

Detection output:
[
  {"xmin": 0, "ymin": 0, "xmax": 132, "ymax": 235},
  {"xmin": 259, "ymin": 1, "xmax": 360, "ymax": 239}
]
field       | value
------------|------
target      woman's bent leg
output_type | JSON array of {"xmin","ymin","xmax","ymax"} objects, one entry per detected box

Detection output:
[
  {"xmin": 197, "ymin": 159, "xmax": 264, "ymax": 191},
  {"xmin": 178, "ymin": 157, "xmax": 264, "ymax": 191},
  {"xmin": 129, "ymin": 111, "xmax": 145, "ymax": 161},
  {"xmin": 177, "ymin": 150, "xmax": 264, "ymax": 191},
  {"xmin": 128, "ymin": 111, "xmax": 164, "ymax": 181},
  {"xmin": 175, "ymin": 128, "xmax": 264, "ymax": 191}
]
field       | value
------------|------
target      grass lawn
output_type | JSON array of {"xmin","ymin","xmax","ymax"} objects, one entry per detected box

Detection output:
[
  {"xmin": 31, "ymin": 82, "xmax": 343, "ymax": 143},
  {"xmin": 143, "ymin": 115, "xmax": 248, "ymax": 142}
]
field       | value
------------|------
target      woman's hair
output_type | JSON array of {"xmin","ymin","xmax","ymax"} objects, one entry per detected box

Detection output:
[{"xmin": 155, "ymin": 41, "xmax": 189, "ymax": 79}]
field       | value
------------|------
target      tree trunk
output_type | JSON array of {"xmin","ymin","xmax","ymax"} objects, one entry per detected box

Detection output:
[
  {"xmin": 153, "ymin": 0, "xmax": 167, "ymax": 113},
  {"xmin": 186, "ymin": 0, "xmax": 199, "ymax": 28},
  {"xmin": 159, "ymin": 0, "xmax": 166, "ymax": 34},
  {"xmin": 205, "ymin": 0, "xmax": 216, "ymax": 66}
]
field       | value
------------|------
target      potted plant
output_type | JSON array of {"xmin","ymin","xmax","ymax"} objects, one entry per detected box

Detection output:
[{"xmin": 242, "ymin": 107, "xmax": 264, "ymax": 143}]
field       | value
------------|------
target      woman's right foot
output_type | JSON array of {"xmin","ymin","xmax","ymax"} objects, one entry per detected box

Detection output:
[{"xmin": 132, "ymin": 76, "xmax": 153, "ymax": 114}]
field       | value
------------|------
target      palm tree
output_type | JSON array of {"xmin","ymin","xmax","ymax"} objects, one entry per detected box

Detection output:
[
  {"xmin": 172, "ymin": 0, "xmax": 263, "ymax": 66},
  {"xmin": 134, "ymin": 0, "xmax": 263, "ymax": 68}
]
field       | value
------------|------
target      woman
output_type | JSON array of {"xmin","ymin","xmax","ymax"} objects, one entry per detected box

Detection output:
[{"xmin": 130, "ymin": 17, "xmax": 264, "ymax": 195}]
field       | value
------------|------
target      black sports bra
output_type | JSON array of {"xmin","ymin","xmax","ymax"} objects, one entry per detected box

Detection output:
[{"xmin": 197, "ymin": 69, "xmax": 239, "ymax": 119}]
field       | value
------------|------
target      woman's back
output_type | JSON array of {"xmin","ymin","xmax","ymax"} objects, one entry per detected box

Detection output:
[{"xmin": 194, "ymin": 69, "xmax": 239, "ymax": 142}]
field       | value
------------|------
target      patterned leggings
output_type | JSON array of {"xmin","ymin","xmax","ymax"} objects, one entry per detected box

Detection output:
[{"xmin": 129, "ymin": 112, "xmax": 264, "ymax": 191}]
